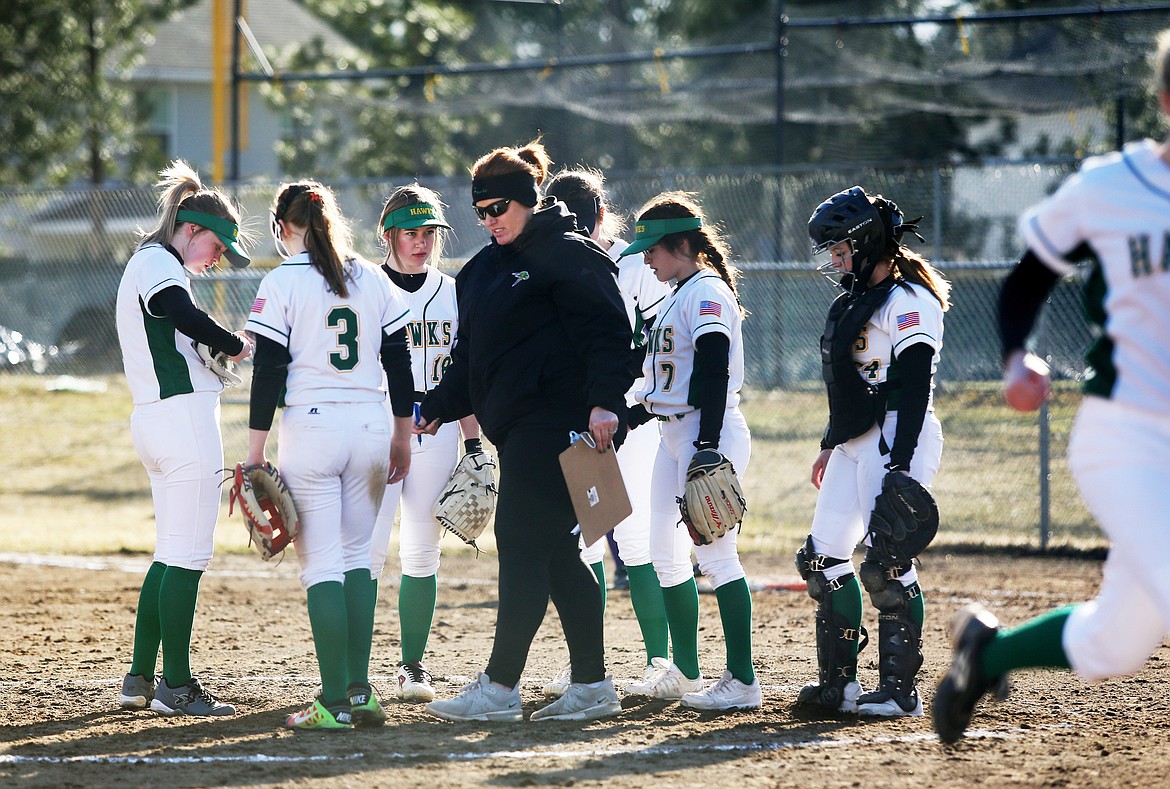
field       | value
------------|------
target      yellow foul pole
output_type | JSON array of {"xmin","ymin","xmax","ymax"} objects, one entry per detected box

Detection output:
[{"xmin": 210, "ymin": 0, "xmax": 229, "ymax": 183}]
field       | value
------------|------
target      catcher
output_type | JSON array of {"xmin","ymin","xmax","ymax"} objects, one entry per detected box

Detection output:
[
  {"xmin": 795, "ymin": 185, "xmax": 949, "ymax": 719},
  {"xmin": 621, "ymin": 192, "xmax": 759, "ymax": 712}
]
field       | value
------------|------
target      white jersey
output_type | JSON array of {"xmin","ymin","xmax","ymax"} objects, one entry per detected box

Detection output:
[
  {"xmin": 636, "ymin": 271, "xmax": 744, "ymax": 416},
  {"xmin": 116, "ymin": 243, "xmax": 223, "ymax": 405},
  {"xmin": 610, "ymin": 238, "xmax": 671, "ymax": 406},
  {"xmin": 855, "ymin": 282, "xmax": 944, "ymax": 398},
  {"xmin": 245, "ymin": 252, "xmax": 411, "ymax": 405},
  {"xmin": 395, "ymin": 267, "xmax": 459, "ymax": 394},
  {"xmin": 1019, "ymin": 139, "xmax": 1170, "ymax": 412}
]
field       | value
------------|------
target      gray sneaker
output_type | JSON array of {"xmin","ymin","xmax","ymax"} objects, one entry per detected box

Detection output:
[
  {"xmin": 425, "ymin": 673, "xmax": 523, "ymax": 722},
  {"xmin": 531, "ymin": 676, "xmax": 621, "ymax": 722},
  {"xmin": 119, "ymin": 673, "xmax": 156, "ymax": 710},
  {"xmin": 150, "ymin": 677, "xmax": 235, "ymax": 716}
]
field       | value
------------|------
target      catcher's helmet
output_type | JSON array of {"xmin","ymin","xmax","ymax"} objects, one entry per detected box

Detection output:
[{"xmin": 808, "ymin": 186, "xmax": 906, "ymax": 294}]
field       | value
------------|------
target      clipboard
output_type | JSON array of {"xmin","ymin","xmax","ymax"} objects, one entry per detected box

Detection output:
[{"xmin": 559, "ymin": 431, "xmax": 632, "ymax": 548}]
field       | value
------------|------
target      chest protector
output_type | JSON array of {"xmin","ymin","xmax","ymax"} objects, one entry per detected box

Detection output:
[{"xmin": 820, "ymin": 279, "xmax": 896, "ymax": 448}]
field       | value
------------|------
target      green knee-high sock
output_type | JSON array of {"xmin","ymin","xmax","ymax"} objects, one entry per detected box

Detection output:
[
  {"xmin": 158, "ymin": 566, "xmax": 202, "ymax": 687},
  {"xmin": 661, "ymin": 578, "xmax": 701, "ymax": 679},
  {"xmin": 344, "ymin": 569, "xmax": 378, "ymax": 689},
  {"xmin": 905, "ymin": 581, "xmax": 925, "ymax": 629},
  {"xmin": 714, "ymin": 578, "xmax": 755, "ymax": 684},
  {"xmin": 830, "ymin": 574, "xmax": 864, "ymax": 681},
  {"xmin": 130, "ymin": 561, "xmax": 167, "ymax": 677},
  {"xmin": 589, "ymin": 560, "xmax": 607, "ymax": 616},
  {"xmin": 626, "ymin": 563, "xmax": 669, "ymax": 663},
  {"xmin": 307, "ymin": 581, "xmax": 350, "ymax": 704},
  {"xmin": 982, "ymin": 605, "xmax": 1074, "ymax": 680},
  {"xmin": 399, "ymin": 574, "xmax": 437, "ymax": 664}
]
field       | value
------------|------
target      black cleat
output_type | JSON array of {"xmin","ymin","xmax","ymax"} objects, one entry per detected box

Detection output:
[{"xmin": 932, "ymin": 604, "xmax": 1010, "ymax": 744}]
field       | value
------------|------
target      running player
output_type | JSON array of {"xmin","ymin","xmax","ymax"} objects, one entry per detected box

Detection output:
[
  {"xmin": 542, "ymin": 167, "xmax": 672, "ymax": 699},
  {"xmin": 369, "ymin": 183, "xmax": 483, "ymax": 703},
  {"xmin": 621, "ymin": 191, "xmax": 760, "ymax": 712},
  {"xmin": 244, "ymin": 181, "xmax": 415, "ymax": 731},
  {"xmin": 933, "ymin": 28, "xmax": 1170, "ymax": 744},
  {"xmin": 115, "ymin": 160, "xmax": 253, "ymax": 717},
  {"xmin": 795, "ymin": 186, "xmax": 950, "ymax": 718}
]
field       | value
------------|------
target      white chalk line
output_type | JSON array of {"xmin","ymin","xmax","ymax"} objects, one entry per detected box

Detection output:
[{"xmin": 0, "ymin": 727, "xmax": 1022, "ymax": 767}]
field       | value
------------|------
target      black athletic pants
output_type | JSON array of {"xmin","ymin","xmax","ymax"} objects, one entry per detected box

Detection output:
[{"xmin": 485, "ymin": 425, "xmax": 606, "ymax": 688}]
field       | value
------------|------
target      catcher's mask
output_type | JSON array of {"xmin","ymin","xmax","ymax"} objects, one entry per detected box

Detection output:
[{"xmin": 808, "ymin": 186, "xmax": 917, "ymax": 296}]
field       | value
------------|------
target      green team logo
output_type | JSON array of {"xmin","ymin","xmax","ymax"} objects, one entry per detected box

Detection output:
[{"xmin": 512, "ymin": 271, "xmax": 529, "ymax": 287}]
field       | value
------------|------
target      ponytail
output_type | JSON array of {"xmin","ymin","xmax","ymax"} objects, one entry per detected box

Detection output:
[{"xmin": 274, "ymin": 181, "xmax": 352, "ymax": 297}]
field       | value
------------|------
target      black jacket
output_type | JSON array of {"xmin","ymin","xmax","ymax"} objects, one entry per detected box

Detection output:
[{"xmin": 420, "ymin": 200, "xmax": 633, "ymax": 445}]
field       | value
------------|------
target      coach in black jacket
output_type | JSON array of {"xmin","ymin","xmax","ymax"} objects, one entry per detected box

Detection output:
[{"xmin": 417, "ymin": 138, "xmax": 634, "ymax": 723}]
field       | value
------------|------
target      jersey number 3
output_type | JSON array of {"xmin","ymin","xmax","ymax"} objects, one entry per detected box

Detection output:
[{"xmin": 328, "ymin": 306, "xmax": 359, "ymax": 372}]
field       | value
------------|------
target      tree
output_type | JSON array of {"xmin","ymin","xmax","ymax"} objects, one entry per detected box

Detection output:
[{"xmin": 0, "ymin": 0, "xmax": 195, "ymax": 187}]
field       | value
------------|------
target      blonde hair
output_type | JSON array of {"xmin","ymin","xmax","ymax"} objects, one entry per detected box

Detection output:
[
  {"xmin": 471, "ymin": 137, "xmax": 553, "ymax": 186},
  {"xmin": 378, "ymin": 183, "xmax": 448, "ymax": 268},
  {"xmin": 634, "ymin": 191, "xmax": 747, "ymax": 317},
  {"xmin": 889, "ymin": 246, "xmax": 952, "ymax": 312},
  {"xmin": 1156, "ymin": 27, "xmax": 1170, "ymax": 95},
  {"xmin": 274, "ymin": 181, "xmax": 353, "ymax": 297},
  {"xmin": 137, "ymin": 160, "xmax": 244, "ymax": 252}
]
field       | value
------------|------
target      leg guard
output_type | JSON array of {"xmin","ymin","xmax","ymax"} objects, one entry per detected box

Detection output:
[
  {"xmin": 858, "ymin": 557, "xmax": 923, "ymax": 714},
  {"xmin": 795, "ymin": 537, "xmax": 866, "ymax": 711}
]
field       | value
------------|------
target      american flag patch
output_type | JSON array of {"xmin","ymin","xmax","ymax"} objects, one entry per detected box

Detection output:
[
  {"xmin": 699, "ymin": 300, "xmax": 722, "ymax": 317},
  {"xmin": 897, "ymin": 312, "xmax": 920, "ymax": 330},
  {"xmin": 251, "ymin": 297, "xmax": 266, "ymax": 314}
]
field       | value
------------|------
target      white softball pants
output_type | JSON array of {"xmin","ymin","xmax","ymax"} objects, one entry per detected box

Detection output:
[
  {"xmin": 649, "ymin": 408, "xmax": 751, "ymax": 589},
  {"xmin": 370, "ymin": 418, "xmax": 460, "ymax": 579},
  {"xmin": 1064, "ymin": 396, "xmax": 1170, "ymax": 681},
  {"xmin": 810, "ymin": 412, "xmax": 944, "ymax": 587},
  {"xmin": 130, "ymin": 391, "xmax": 222, "ymax": 572},
  {"xmin": 278, "ymin": 402, "xmax": 391, "ymax": 590}
]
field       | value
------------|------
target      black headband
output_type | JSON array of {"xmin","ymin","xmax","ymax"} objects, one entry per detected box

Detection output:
[
  {"xmin": 471, "ymin": 170, "xmax": 539, "ymax": 207},
  {"xmin": 562, "ymin": 196, "xmax": 602, "ymax": 234}
]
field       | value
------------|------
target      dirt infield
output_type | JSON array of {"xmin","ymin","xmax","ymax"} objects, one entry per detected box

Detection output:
[{"xmin": 1, "ymin": 549, "xmax": 1165, "ymax": 789}]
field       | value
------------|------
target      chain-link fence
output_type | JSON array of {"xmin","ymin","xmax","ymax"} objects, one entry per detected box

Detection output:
[{"xmin": 0, "ymin": 162, "xmax": 1100, "ymax": 550}]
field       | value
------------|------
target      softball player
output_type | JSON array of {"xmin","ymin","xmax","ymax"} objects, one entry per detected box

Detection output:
[
  {"xmin": 418, "ymin": 139, "xmax": 633, "ymax": 723},
  {"xmin": 542, "ymin": 168, "xmax": 672, "ymax": 699},
  {"xmin": 933, "ymin": 28, "xmax": 1170, "ymax": 743},
  {"xmin": 796, "ymin": 186, "xmax": 950, "ymax": 718},
  {"xmin": 368, "ymin": 183, "xmax": 482, "ymax": 703},
  {"xmin": 621, "ymin": 191, "xmax": 759, "ymax": 712},
  {"xmin": 244, "ymin": 181, "xmax": 415, "ymax": 731},
  {"xmin": 115, "ymin": 160, "xmax": 253, "ymax": 717}
]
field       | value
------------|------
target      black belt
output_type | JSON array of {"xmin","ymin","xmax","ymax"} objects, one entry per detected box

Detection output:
[{"xmin": 655, "ymin": 411, "xmax": 690, "ymax": 422}]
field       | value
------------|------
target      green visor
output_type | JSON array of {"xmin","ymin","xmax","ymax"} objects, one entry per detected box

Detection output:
[
  {"xmin": 382, "ymin": 203, "xmax": 452, "ymax": 231},
  {"xmin": 619, "ymin": 216, "xmax": 703, "ymax": 256},
  {"xmin": 176, "ymin": 209, "xmax": 250, "ymax": 268}
]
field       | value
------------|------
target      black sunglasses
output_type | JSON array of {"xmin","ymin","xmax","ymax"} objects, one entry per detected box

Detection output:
[{"xmin": 474, "ymin": 199, "xmax": 512, "ymax": 220}]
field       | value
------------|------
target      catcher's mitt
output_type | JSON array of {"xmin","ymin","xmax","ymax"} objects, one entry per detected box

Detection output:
[
  {"xmin": 678, "ymin": 448, "xmax": 747, "ymax": 546},
  {"xmin": 867, "ymin": 471, "xmax": 939, "ymax": 567},
  {"xmin": 194, "ymin": 342, "xmax": 242, "ymax": 387},
  {"xmin": 432, "ymin": 451, "xmax": 497, "ymax": 547},
  {"xmin": 228, "ymin": 462, "xmax": 300, "ymax": 560}
]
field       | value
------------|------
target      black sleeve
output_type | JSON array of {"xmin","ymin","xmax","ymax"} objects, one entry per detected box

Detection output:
[
  {"xmin": 248, "ymin": 335, "xmax": 291, "ymax": 431},
  {"xmin": 380, "ymin": 326, "xmax": 415, "ymax": 419},
  {"xmin": 998, "ymin": 249, "xmax": 1062, "ymax": 362},
  {"xmin": 420, "ymin": 264, "xmax": 475, "ymax": 425},
  {"xmin": 887, "ymin": 342, "xmax": 934, "ymax": 472},
  {"xmin": 149, "ymin": 286, "xmax": 244, "ymax": 356},
  {"xmin": 628, "ymin": 403, "xmax": 653, "ymax": 430},
  {"xmin": 694, "ymin": 332, "xmax": 731, "ymax": 448}
]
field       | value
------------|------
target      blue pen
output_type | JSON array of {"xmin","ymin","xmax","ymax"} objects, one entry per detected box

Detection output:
[{"xmin": 413, "ymin": 402, "xmax": 423, "ymax": 445}]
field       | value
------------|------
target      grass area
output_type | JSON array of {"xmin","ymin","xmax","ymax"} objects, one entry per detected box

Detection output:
[{"xmin": 0, "ymin": 375, "xmax": 1102, "ymax": 556}]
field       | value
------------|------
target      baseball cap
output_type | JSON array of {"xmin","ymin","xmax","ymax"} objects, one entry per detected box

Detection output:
[
  {"xmin": 382, "ymin": 203, "xmax": 452, "ymax": 231},
  {"xmin": 176, "ymin": 209, "xmax": 250, "ymax": 268},
  {"xmin": 619, "ymin": 216, "xmax": 703, "ymax": 257}
]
